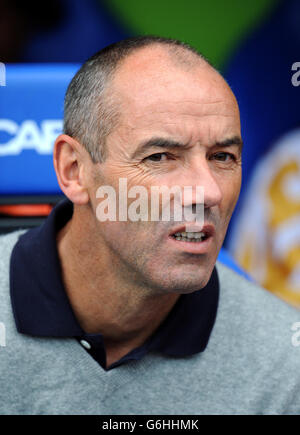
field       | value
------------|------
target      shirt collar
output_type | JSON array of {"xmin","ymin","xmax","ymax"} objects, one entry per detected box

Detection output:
[{"xmin": 10, "ymin": 198, "xmax": 219, "ymax": 356}]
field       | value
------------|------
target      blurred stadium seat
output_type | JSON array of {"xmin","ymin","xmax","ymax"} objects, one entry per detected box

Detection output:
[
  {"xmin": 0, "ymin": 64, "xmax": 79, "ymax": 233},
  {"xmin": 228, "ymin": 129, "xmax": 300, "ymax": 306}
]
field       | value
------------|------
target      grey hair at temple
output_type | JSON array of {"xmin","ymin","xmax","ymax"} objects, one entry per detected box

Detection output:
[{"xmin": 63, "ymin": 36, "xmax": 213, "ymax": 163}]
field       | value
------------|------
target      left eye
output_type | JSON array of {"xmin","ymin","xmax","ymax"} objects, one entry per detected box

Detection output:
[
  {"xmin": 146, "ymin": 153, "xmax": 169, "ymax": 162},
  {"xmin": 212, "ymin": 152, "xmax": 235, "ymax": 162}
]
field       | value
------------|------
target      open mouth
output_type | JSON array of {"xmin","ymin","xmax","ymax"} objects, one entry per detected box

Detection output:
[
  {"xmin": 171, "ymin": 231, "xmax": 208, "ymax": 243},
  {"xmin": 169, "ymin": 223, "xmax": 215, "ymax": 244}
]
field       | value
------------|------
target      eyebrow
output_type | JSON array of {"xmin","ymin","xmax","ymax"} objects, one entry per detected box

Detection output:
[
  {"xmin": 214, "ymin": 136, "xmax": 243, "ymax": 150},
  {"xmin": 131, "ymin": 137, "xmax": 189, "ymax": 159},
  {"xmin": 131, "ymin": 135, "xmax": 243, "ymax": 159}
]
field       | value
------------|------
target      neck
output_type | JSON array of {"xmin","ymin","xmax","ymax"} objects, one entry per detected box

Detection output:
[{"xmin": 56, "ymin": 207, "xmax": 179, "ymax": 365}]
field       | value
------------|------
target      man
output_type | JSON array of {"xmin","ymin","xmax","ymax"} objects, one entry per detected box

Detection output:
[{"xmin": 0, "ymin": 36, "xmax": 299, "ymax": 415}]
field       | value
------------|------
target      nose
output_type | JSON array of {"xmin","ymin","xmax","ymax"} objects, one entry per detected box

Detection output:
[{"xmin": 180, "ymin": 158, "xmax": 223, "ymax": 210}]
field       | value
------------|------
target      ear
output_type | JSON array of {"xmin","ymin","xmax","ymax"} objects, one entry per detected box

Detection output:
[{"xmin": 53, "ymin": 134, "xmax": 90, "ymax": 205}]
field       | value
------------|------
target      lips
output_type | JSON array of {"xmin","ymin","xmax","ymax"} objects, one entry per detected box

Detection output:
[
  {"xmin": 169, "ymin": 223, "xmax": 215, "ymax": 239},
  {"xmin": 167, "ymin": 223, "xmax": 215, "ymax": 254}
]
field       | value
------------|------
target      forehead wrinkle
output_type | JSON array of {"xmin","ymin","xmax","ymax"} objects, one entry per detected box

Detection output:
[
  {"xmin": 114, "ymin": 110, "xmax": 239, "ymax": 150},
  {"xmin": 120, "ymin": 103, "xmax": 238, "ymax": 126},
  {"xmin": 116, "ymin": 93, "xmax": 238, "ymax": 126},
  {"xmin": 119, "ymin": 114, "xmax": 237, "ymax": 138}
]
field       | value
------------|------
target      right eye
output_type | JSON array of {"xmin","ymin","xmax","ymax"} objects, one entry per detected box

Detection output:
[{"xmin": 145, "ymin": 153, "xmax": 169, "ymax": 162}]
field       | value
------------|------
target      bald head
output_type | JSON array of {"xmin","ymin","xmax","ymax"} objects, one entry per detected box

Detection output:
[{"xmin": 63, "ymin": 36, "xmax": 233, "ymax": 163}]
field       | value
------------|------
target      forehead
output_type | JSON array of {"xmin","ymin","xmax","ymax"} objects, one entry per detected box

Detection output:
[{"xmin": 109, "ymin": 46, "xmax": 240, "ymax": 146}]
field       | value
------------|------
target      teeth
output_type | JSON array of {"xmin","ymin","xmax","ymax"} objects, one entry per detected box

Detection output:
[
  {"xmin": 175, "ymin": 231, "xmax": 205, "ymax": 237},
  {"xmin": 173, "ymin": 231, "xmax": 205, "ymax": 242},
  {"xmin": 193, "ymin": 233, "xmax": 203, "ymax": 239}
]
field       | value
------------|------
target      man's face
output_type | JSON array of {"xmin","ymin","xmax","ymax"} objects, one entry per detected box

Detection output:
[{"xmin": 86, "ymin": 47, "xmax": 242, "ymax": 294}]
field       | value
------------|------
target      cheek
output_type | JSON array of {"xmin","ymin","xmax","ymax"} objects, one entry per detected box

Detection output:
[
  {"xmin": 98, "ymin": 220, "xmax": 166, "ymax": 280},
  {"xmin": 96, "ymin": 221, "xmax": 137, "ymax": 265},
  {"xmin": 112, "ymin": 164, "xmax": 164, "ymax": 190},
  {"xmin": 99, "ymin": 220, "xmax": 158, "ymax": 251},
  {"xmin": 220, "ymin": 174, "xmax": 241, "ymax": 219}
]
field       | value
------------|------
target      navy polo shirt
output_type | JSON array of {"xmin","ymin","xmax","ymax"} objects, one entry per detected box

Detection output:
[{"xmin": 10, "ymin": 199, "xmax": 219, "ymax": 371}]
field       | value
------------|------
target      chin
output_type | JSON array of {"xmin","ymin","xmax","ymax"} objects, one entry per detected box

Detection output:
[{"xmin": 147, "ymin": 263, "xmax": 215, "ymax": 295}]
